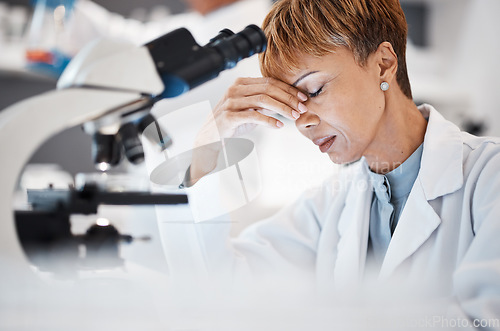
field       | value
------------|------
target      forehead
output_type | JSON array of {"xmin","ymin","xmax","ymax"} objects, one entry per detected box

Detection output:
[{"xmin": 278, "ymin": 48, "xmax": 356, "ymax": 85}]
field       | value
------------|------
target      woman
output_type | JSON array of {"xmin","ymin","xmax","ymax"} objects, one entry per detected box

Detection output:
[{"xmin": 161, "ymin": 0, "xmax": 500, "ymax": 322}]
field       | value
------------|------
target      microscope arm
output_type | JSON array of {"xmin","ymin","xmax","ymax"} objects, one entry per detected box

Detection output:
[
  {"xmin": 57, "ymin": 38, "xmax": 164, "ymax": 94},
  {"xmin": 0, "ymin": 88, "xmax": 147, "ymax": 272}
]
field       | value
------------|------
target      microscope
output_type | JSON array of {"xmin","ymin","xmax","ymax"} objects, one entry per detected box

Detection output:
[{"xmin": 0, "ymin": 25, "xmax": 266, "ymax": 277}]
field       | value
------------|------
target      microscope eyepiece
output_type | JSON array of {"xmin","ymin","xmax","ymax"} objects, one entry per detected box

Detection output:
[
  {"xmin": 209, "ymin": 28, "xmax": 234, "ymax": 44},
  {"xmin": 146, "ymin": 24, "xmax": 267, "ymax": 98},
  {"xmin": 208, "ymin": 24, "xmax": 267, "ymax": 70}
]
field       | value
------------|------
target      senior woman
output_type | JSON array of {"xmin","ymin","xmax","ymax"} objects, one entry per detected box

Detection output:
[{"xmin": 161, "ymin": 0, "xmax": 500, "ymax": 323}]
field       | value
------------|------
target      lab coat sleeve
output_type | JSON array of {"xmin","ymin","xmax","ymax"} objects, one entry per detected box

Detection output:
[
  {"xmin": 451, "ymin": 144, "xmax": 500, "ymax": 326},
  {"xmin": 229, "ymin": 186, "xmax": 327, "ymax": 284},
  {"xmin": 157, "ymin": 177, "xmax": 333, "ymax": 290}
]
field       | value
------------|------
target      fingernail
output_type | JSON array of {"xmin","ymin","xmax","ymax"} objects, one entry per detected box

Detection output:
[
  {"xmin": 276, "ymin": 121, "xmax": 284, "ymax": 128},
  {"xmin": 292, "ymin": 110, "xmax": 300, "ymax": 119},
  {"xmin": 298, "ymin": 103, "xmax": 308, "ymax": 113},
  {"xmin": 297, "ymin": 91, "xmax": 308, "ymax": 101}
]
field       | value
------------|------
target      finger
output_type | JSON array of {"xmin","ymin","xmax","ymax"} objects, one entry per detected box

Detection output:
[
  {"xmin": 251, "ymin": 83, "xmax": 309, "ymax": 116},
  {"xmin": 236, "ymin": 77, "xmax": 309, "ymax": 104},
  {"xmin": 231, "ymin": 77, "xmax": 309, "ymax": 116},
  {"xmin": 224, "ymin": 109, "xmax": 284, "ymax": 129},
  {"xmin": 223, "ymin": 95, "xmax": 300, "ymax": 121},
  {"xmin": 256, "ymin": 108, "xmax": 274, "ymax": 116}
]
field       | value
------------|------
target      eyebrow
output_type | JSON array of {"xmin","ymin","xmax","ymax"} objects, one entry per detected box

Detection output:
[{"xmin": 292, "ymin": 71, "xmax": 319, "ymax": 87}]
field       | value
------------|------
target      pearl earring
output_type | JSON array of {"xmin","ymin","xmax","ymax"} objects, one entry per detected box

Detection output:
[{"xmin": 380, "ymin": 81, "xmax": 389, "ymax": 91}]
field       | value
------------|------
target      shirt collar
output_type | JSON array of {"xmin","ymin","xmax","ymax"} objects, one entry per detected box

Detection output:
[
  {"xmin": 368, "ymin": 137, "xmax": 424, "ymax": 203},
  {"xmin": 368, "ymin": 171, "xmax": 390, "ymax": 203}
]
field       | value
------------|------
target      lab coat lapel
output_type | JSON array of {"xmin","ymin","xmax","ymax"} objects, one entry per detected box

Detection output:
[
  {"xmin": 378, "ymin": 179, "xmax": 441, "ymax": 279},
  {"xmin": 333, "ymin": 162, "xmax": 372, "ymax": 287}
]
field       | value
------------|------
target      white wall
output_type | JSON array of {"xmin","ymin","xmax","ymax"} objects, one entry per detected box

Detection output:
[{"xmin": 405, "ymin": 0, "xmax": 500, "ymax": 135}]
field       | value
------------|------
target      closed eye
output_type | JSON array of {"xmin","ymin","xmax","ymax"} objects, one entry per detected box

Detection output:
[{"xmin": 308, "ymin": 86, "xmax": 323, "ymax": 98}]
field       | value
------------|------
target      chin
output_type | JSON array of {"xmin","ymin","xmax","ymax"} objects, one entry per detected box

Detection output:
[{"xmin": 328, "ymin": 152, "xmax": 361, "ymax": 165}]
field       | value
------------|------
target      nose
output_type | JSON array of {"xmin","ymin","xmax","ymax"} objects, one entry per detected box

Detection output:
[{"xmin": 296, "ymin": 109, "xmax": 320, "ymax": 132}]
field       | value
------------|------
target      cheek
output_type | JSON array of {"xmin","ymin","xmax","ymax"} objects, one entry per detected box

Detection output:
[
  {"xmin": 349, "ymin": 71, "xmax": 382, "ymax": 105},
  {"xmin": 324, "ymin": 88, "xmax": 373, "ymax": 131},
  {"xmin": 341, "ymin": 77, "xmax": 384, "ymax": 130},
  {"xmin": 319, "ymin": 86, "xmax": 384, "ymax": 153}
]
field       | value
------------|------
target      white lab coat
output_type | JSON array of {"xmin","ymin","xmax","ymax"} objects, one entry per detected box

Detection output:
[{"xmin": 156, "ymin": 104, "xmax": 500, "ymax": 322}]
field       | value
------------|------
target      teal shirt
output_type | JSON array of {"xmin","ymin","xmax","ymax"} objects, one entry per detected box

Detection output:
[{"xmin": 367, "ymin": 143, "xmax": 424, "ymax": 268}]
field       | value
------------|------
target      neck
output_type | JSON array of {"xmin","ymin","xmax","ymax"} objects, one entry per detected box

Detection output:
[
  {"xmin": 364, "ymin": 90, "xmax": 427, "ymax": 174},
  {"xmin": 186, "ymin": 0, "xmax": 239, "ymax": 15}
]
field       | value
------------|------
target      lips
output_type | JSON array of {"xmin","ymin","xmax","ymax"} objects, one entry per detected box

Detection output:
[{"xmin": 313, "ymin": 135, "xmax": 336, "ymax": 153}]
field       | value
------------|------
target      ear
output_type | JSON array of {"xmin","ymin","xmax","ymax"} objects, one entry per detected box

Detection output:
[{"xmin": 375, "ymin": 41, "xmax": 398, "ymax": 83}]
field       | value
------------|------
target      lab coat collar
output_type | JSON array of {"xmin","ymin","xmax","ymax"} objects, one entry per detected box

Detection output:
[{"xmin": 418, "ymin": 104, "xmax": 464, "ymax": 200}]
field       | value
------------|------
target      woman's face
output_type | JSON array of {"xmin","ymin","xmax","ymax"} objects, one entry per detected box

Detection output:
[{"xmin": 282, "ymin": 47, "xmax": 387, "ymax": 164}]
